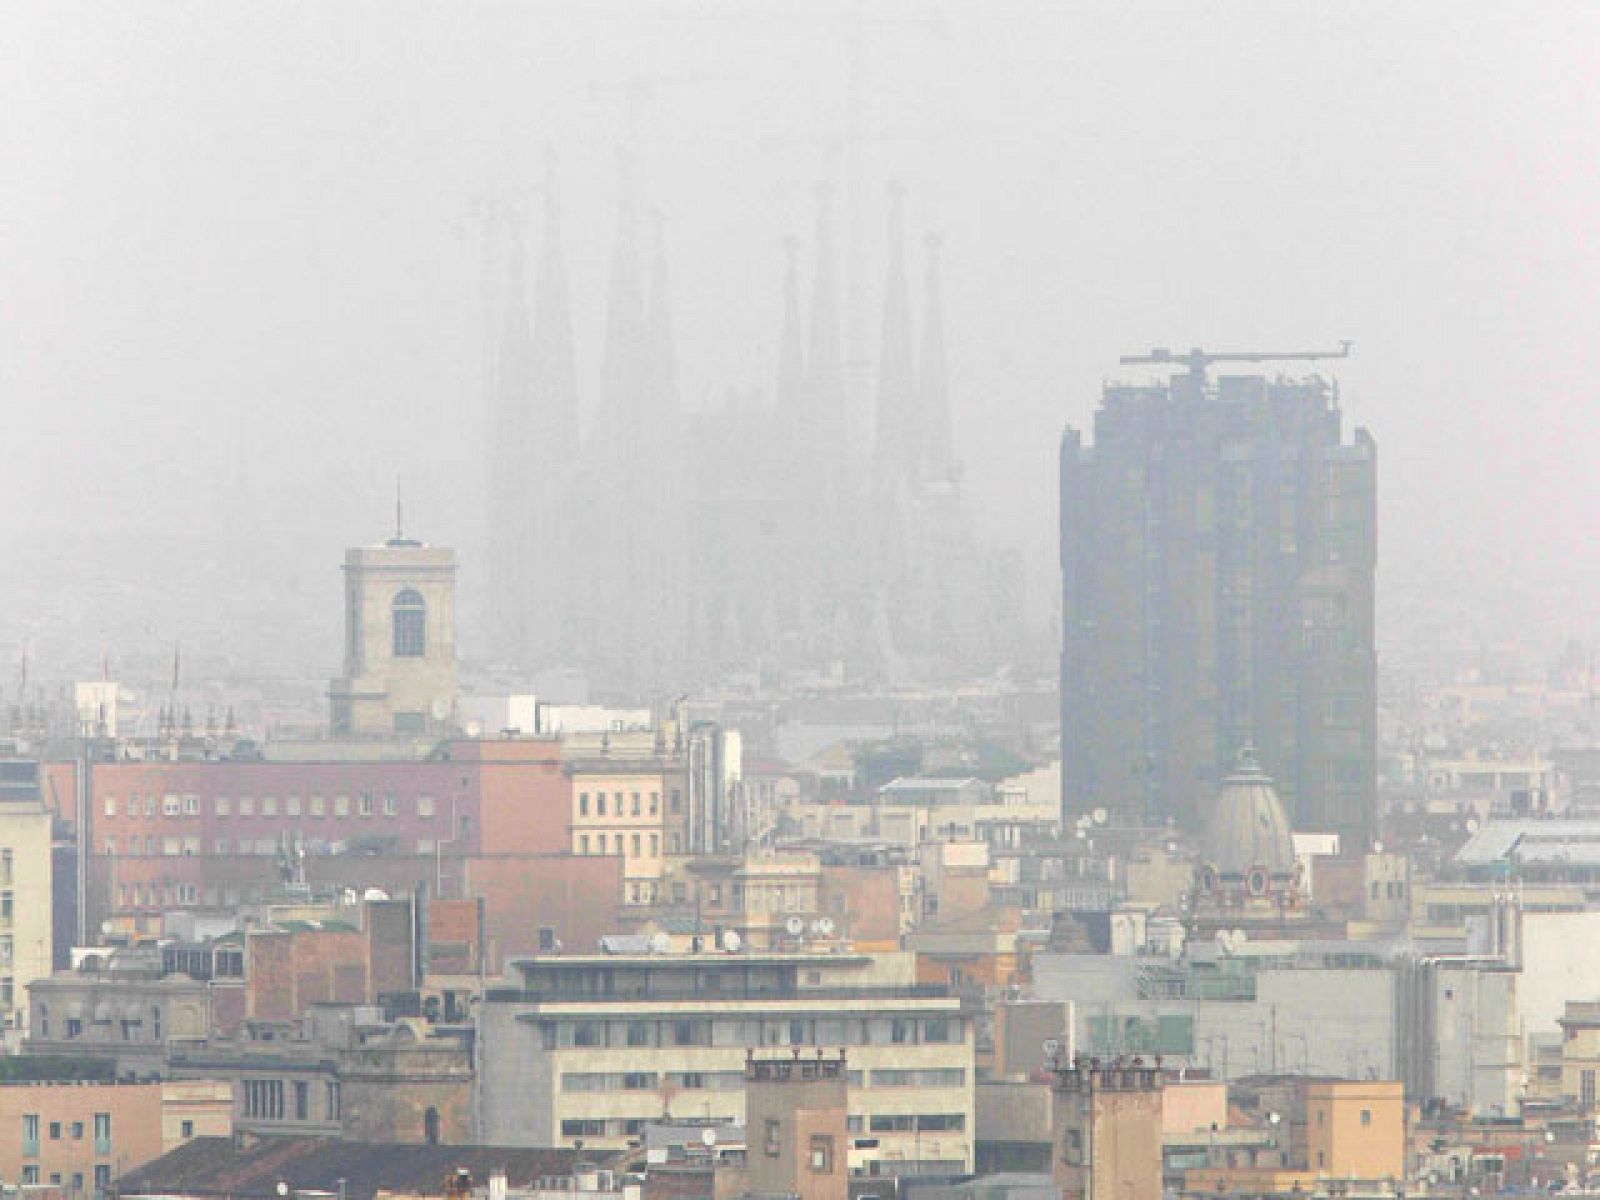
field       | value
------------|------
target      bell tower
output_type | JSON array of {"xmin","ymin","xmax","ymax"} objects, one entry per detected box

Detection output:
[{"xmin": 329, "ymin": 515, "xmax": 458, "ymax": 737}]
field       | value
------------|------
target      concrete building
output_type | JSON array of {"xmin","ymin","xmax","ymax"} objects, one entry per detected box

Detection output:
[
  {"xmin": 1060, "ymin": 359, "xmax": 1376, "ymax": 844},
  {"xmin": 330, "ymin": 531, "xmax": 459, "ymax": 737},
  {"xmin": 1049, "ymin": 1057, "xmax": 1164, "ymax": 1200},
  {"xmin": 0, "ymin": 755, "xmax": 55, "ymax": 1039},
  {"xmin": 568, "ymin": 761, "xmax": 669, "ymax": 908},
  {"xmin": 745, "ymin": 1050, "xmax": 848, "ymax": 1200},
  {"xmin": 0, "ymin": 1078, "xmax": 230, "ymax": 1193},
  {"xmin": 474, "ymin": 950, "xmax": 974, "ymax": 1173}
]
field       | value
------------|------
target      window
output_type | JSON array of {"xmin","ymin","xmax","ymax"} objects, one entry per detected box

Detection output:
[
  {"xmin": 215, "ymin": 796, "xmax": 230, "ymax": 817},
  {"xmin": 393, "ymin": 589, "xmax": 427, "ymax": 657},
  {"xmin": 574, "ymin": 1022, "xmax": 602, "ymax": 1047},
  {"xmin": 1584, "ymin": 1070, "xmax": 1597, "ymax": 1109},
  {"xmin": 764, "ymin": 1118, "xmax": 781, "ymax": 1157},
  {"xmin": 287, "ymin": 796, "xmax": 302, "ymax": 817},
  {"xmin": 244, "ymin": 1079, "xmax": 285, "ymax": 1120},
  {"xmin": 143, "ymin": 795, "xmax": 154, "ymax": 818},
  {"xmin": 326, "ymin": 1081, "xmax": 341, "ymax": 1121},
  {"xmin": 310, "ymin": 795, "xmax": 326, "ymax": 817},
  {"xmin": 649, "ymin": 792, "xmax": 659, "ymax": 814},
  {"xmin": 184, "ymin": 794, "xmax": 200, "ymax": 815},
  {"xmin": 163, "ymin": 794, "xmax": 180, "ymax": 817},
  {"xmin": 21, "ymin": 1169, "xmax": 37, "ymax": 1186},
  {"xmin": 622, "ymin": 1072, "xmax": 656, "ymax": 1091},
  {"xmin": 23, "ymin": 1114, "xmax": 38, "ymax": 1156},
  {"xmin": 383, "ymin": 794, "xmax": 396, "ymax": 817},
  {"xmin": 181, "ymin": 1119, "xmax": 194, "ymax": 1139},
  {"xmin": 418, "ymin": 796, "xmax": 435, "ymax": 818},
  {"xmin": 104, "ymin": 797, "xmax": 117, "ymax": 818},
  {"xmin": 95, "ymin": 1166, "xmax": 111, "ymax": 1191},
  {"xmin": 578, "ymin": 836, "xmax": 589, "ymax": 854},
  {"xmin": 670, "ymin": 789, "xmax": 682, "ymax": 814},
  {"xmin": 71, "ymin": 1121, "xmax": 83, "ymax": 1140},
  {"xmin": 631, "ymin": 793, "xmax": 641, "ymax": 816},
  {"xmin": 358, "ymin": 794, "xmax": 373, "ymax": 818},
  {"xmin": 262, "ymin": 796, "xmax": 277, "ymax": 817},
  {"xmin": 597, "ymin": 793, "xmax": 607, "ymax": 817},
  {"xmin": 216, "ymin": 837, "xmax": 230, "ymax": 854},
  {"xmin": 810, "ymin": 1134, "xmax": 834, "ymax": 1173},
  {"xmin": 579, "ymin": 793, "xmax": 589, "ymax": 817},
  {"xmin": 49, "ymin": 1121, "xmax": 61, "ymax": 1140},
  {"xmin": 631, "ymin": 834, "xmax": 641, "ymax": 857},
  {"xmin": 649, "ymin": 834, "xmax": 659, "ymax": 856},
  {"xmin": 239, "ymin": 796, "xmax": 254, "ymax": 817},
  {"xmin": 37, "ymin": 1004, "xmax": 47, "ymax": 1039},
  {"xmin": 596, "ymin": 834, "xmax": 606, "ymax": 854},
  {"xmin": 1360, "ymin": 1109, "xmax": 1372, "ymax": 1127},
  {"xmin": 627, "ymin": 1021, "xmax": 652, "ymax": 1047},
  {"xmin": 294, "ymin": 1081, "xmax": 309, "ymax": 1121},
  {"xmin": 335, "ymin": 795, "xmax": 350, "ymax": 817},
  {"xmin": 923, "ymin": 1018, "xmax": 952, "ymax": 1043}
]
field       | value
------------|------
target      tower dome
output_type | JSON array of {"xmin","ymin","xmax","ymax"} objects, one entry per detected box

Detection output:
[{"xmin": 1202, "ymin": 746, "xmax": 1295, "ymax": 875}]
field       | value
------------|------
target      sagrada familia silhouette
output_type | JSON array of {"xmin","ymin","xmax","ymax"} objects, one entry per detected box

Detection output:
[{"xmin": 483, "ymin": 153, "xmax": 1023, "ymax": 696}]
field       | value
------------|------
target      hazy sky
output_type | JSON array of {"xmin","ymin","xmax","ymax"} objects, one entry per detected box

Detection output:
[{"xmin": 4, "ymin": 1, "xmax": 1598, "ymax": 680}]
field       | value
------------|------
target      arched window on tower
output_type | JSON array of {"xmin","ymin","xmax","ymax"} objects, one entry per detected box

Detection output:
[{"xmin": 393, "ymin": 589, "xmax": 427, "ymax": 658}]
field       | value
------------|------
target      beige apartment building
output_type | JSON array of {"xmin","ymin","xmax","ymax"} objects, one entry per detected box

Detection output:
[
  {"xmin": 0, "ymin": 1079, "xmax": 230, "ymax": 1193},
  {"xmin": 568, "ymin": 764, "xmax": 670, "ymax": 907},
  {"xmin": 0, "ymin": 759, "xmax": 55, "ymax": 1040},
  {"xmin": 476, "ymin": 950, "xmax": 974, "ymax": 1174}
]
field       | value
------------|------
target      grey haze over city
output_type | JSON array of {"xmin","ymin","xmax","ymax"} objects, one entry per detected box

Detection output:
[{"xmin": 3, "ymin": 0, "xmax": 1598, "ymax": 703}]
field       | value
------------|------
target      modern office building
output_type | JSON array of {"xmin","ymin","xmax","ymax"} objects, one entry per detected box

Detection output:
[
  {"xmin": 474, "ymin": 950, "xmax": 974, "ymax": 1174},
  {"xmin": 1060, "ymin": 357, "xmax": 1376, "ymax": 844}
]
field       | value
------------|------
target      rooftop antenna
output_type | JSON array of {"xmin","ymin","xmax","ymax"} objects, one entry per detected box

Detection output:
[{"xmin": 395, "ymin": 476, "xmax": 404, "ymax": 542}]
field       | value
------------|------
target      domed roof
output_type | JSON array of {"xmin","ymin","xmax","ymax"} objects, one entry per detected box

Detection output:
[{"xmin": 1202, "ymin": 747, "xmax": 1296, "ymax": 874}]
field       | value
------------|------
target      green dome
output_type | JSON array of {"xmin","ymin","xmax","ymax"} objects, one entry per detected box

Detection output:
[{"xmin": 1202, "ymin": 746, "xmax": 1296, "ymax": 875}]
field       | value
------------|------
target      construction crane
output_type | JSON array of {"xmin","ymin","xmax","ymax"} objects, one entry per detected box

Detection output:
[{"xmin": 1120, "ymin": 341, "xmax": 1353, "ymax": 383}]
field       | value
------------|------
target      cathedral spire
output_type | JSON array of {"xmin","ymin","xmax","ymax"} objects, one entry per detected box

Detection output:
[
  {"xmin": 647, "ymin": 209, "xmax": 680, "ymax": 425},
  {"xmin": 807, "ymin": 182, "xmax": 847, "ymax": 451},
  {"xmin": 599, "ymin": 145, "xmax": 648, "ymax": 444},
  {"xmin": 777, "ymin": 234, "xmax": 805, "ymax": 433},
  {"xmin": 532, "ymin": 149, "xmax": 577, "ymax": 460},
  {"xmin": 873, "ymin": 182, "xmax": 917, "ymax": 484},
  {"xmin": 919, "ymin": 232, "xmax": 954, "ymax": 482}
]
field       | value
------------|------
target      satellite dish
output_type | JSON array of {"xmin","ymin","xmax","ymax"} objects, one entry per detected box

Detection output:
[
  {"xmin": 430, "ymin": 697, "xmax": 450, "ymax": 721},
  {"xmin": 701, "ymin": 1128, "xmax": 718, "ymax": 1148},
  {"xmin": 99, "ymin": 920, "xmax": 114, "ymax": 936},
  {"xmin": 1043, "ymin": 1038, "xmax": 1061, "ymax": 1059},
  {"xmin": 1373, "ymin": 841, "xmax": 1385, "ymax": 855},
  {"xmin": 785, "ymin": 916, "xmax": 806, "ymax": 937},
  {"xmin": 1466, "ymin": 817, "xmax": 1481, "ymax": 833},
  {"xmin": 814, "ymin": 917, "xmax": 837, "ymax": 937},
  {"xmin": 722, "ymin": 930, "xmax": 742, "ymax": 952},
  {"xmin": 464, "ymin": 720, "xmax": 483, "ymax": 738},
  {"xmin": 649, "ymin": 932, "xmax": 671, "ymax": 954},
  {"xmin": 1092, "ymin": 807, "xmax": 1108, "ymax": 826}
]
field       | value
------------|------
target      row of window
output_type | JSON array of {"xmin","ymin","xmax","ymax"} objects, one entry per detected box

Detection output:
[
  {"xmin": 118, "ymin": 883, "xmax": 200, "ymax": 908},
  {"xmin": 576, "ymin": 832, "xmax": 660, "ymax": 858},
  {"xmin": 21, "ymin": 1112, "xmax": 111, "ymax": 1154},
  {"xmin": 560, "ymin": 1067, "xmax": 964, "ymax": 1093},
  {"xmin": 242, "ymin": 1078, "xmax": 340, "ymax": 1123},
  {"xmin": 103, "ymin": 794, "xmax": 439, "ymax": 820},
  {"xmin": 16, "ymin": 1166, "xmax": 110, "ymax": 1190},
  {"xmin": 557, "ymin": 1113, "xmax": 964, "ymax": 1139},
  {"xmin": 39, "ymin": 1005, "xmax": 162, "ymax": 1042},
  {"xmin": 577, "ymin": 791, "xmax": 661, "ymax": 819},
  {"xmin": 106, "ymin": 836, "xmax": 446, "ymax": 861},
  {"xmin": 539, "ymin": 1015, "xmax": 961, "ymax": 1050}
]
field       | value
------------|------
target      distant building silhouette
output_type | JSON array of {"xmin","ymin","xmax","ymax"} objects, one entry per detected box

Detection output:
[{"xmin": 1060, "ymin": 361, "xmax": 1376, "ymax": 845}]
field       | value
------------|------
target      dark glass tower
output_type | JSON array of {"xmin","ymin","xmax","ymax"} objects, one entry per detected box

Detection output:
[{"xmin": 1060, "ymin": 363, "xmax": 1376, "ymax": 847}]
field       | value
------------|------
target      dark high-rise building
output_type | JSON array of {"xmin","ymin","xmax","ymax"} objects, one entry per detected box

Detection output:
[{"xmin": 1060, "ymin": 358, "xmax": 1376, "ymax": 846}]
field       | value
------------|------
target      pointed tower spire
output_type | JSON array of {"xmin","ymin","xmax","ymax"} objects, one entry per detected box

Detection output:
[
  {"xmin": 807, "ymin": 183, "xmax": 847, "ymax": 451},
  {"xmin": 599, "ymin": 145, "xmax": 648, "ymax": 446},
  {"xmin": 874, "ymin": 182, "xmax": 916, "ymax": 484},
  {"xmin": 919, "ymin": 232, "xmax": 954, "ymax": 482},
  {"xmin": 532, "ymin": 149, "xmax": 578, "ymax": 461},
  {"xmin": 647, "ymin": 209, "xmax": 680, "ymax": 426},
  {"xmin": 777, "ymin": 235, "xmax": 806, "ymax": 434}
]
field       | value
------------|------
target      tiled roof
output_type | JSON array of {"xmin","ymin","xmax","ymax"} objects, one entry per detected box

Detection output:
[{"xmin": 116, "ymin": 1137, "xmax": 608, "ymax": 1200}]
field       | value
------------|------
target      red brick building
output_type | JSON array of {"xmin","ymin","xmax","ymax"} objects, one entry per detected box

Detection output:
[{"xmin": 75, "ymin": 738, "xmax": 617, "ymax": 951}]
